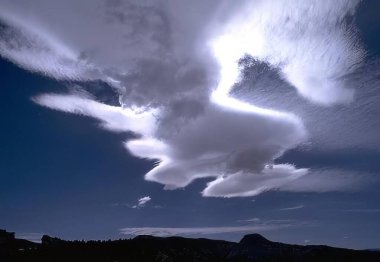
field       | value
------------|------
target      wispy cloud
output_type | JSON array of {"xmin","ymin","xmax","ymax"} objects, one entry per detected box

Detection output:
[
  {"xmin": 133, "ymin": 196, "xmax": 151, "ymax": 208},
  {"xmin": 280, "ymin": 205, "xmax": 304, "ymax": 211},
  {"xmin": 236, "ymin": 218, "xmax": 298, "ymax": 225},
  {"xmin": 120, "ymin": 225, "xmax": 288, "ymax": 238},
  {"xmin": 120, "ymin": 219, "xmax": 299, "ymax": 237},
  {"xmin": 237, "ymin": 218, "xmax": 261, "ymax": 223},
  {"xmin": 113, "ymin": 196, "xmax": 152, "ymax": 209}
]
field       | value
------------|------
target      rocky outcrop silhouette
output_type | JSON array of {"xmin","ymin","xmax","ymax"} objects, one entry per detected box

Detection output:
[
  {"xmin": 0, "ymin": 229, "xmax": 15, "ymax": 243},
  {"xmin": 227, "ymin": 233, "xmax": 379, "ymax": 262},
  {"xmin": 0, "ymin": 230, "xmax": 38, "ymax": 261},
  {"xmin": 0, "ymin": 229, "xmax": 379, "ymax": 261}
]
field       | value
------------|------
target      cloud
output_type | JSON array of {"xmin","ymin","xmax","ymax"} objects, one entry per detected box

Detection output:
[
  {"xmin": 0, "ymin": 0, "xmax": 224, "ymax": 109},
  {"xmin": 0, "ymin": 5, "xmax": 98, "ymax": 80},
  {"xmin": 135, "ymin": 196, "xmax": 151, "ymax": 208},
  {"xmin": 203, "ymin": 164, "xmax": 308, "ymax": 198},
  {"xmin": 237, "ymin": 218, "xmax": 261, "ymax": 223},
  {"xmin": 119, "ymin": 224, "xmax": 292, "ymax": 238},
  {"xmin": 233, "ymin": 60, "xmax": 380, "ymax": 151},
  {"xmin": 35, "ymin": 92, "xmax": 307, "ymax": 193},
  {"xmin": 280, "ymin": 205, "xmax": 304, "ymax": 211},
  {"xmin": 120, "ymin": 218, "xmax": 300, "ymax": 237},
  {"xmin": 202, "ymin": 167, "xmax": 372, "ymax": 198},
  {"xmin": 0, "ymin": 0, "xmax": 367, "ymax": 197},
  {"xmin": 112, "ymin": 196, "xmax": 152, "ymax": 209},
  {"xmin": 212, "ymin": 0, "xmax": 364, "ymax": 105},
  {"xmin": 33, "ymin": 94, "xmax": 157, "ymax": 135}
]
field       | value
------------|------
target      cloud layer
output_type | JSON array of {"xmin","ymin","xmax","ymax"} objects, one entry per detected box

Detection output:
[
  {"xmin": 0, "ymin": 0, "xmax": 366, "ymax": 197},
  {"xmin": 119, "ymin": 223, "xmax": 292, "ymax": 238}
]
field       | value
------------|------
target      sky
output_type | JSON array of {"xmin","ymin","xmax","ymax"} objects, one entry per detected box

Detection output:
[{"xmin": 0, "ymin": 0, "xmax": 380, "ymax": 250}]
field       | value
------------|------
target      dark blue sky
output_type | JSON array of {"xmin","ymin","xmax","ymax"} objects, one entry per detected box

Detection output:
[{"xmin": 0, "ymin": 0, "xmax": 380, "ymax": 250}]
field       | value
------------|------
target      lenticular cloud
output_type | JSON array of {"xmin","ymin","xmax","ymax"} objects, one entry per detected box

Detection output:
[{"xmin": 0, "ymin": 0, "xmax": 364, "ymax": 197}]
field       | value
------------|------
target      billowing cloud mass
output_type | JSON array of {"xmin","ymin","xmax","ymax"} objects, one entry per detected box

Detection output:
[{"xmin": 0, "ymin": 0, "xmax": 365, "ymax": 197}]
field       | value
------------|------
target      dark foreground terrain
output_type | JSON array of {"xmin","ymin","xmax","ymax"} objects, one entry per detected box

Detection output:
[{"xmin": 1, "ymin": 229, "xmax": 379, "ymax": 262}]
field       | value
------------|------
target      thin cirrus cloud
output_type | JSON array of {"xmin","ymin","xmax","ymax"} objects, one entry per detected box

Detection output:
[
  {"xmin": 0, "ymin": 0, "xmax": 366, "ymax": 197},
  {"xmin": 119, "ymin": 226, "xmax": 274, "ymax": 237},
  {"xmin": 237, "ymin": 218, "xmax": 261, "ymax": 223},
  {"xmin": 120, "ymin": 218, "xmax": 298, "ymax": 237},
  {"xmin": 280, "ymin": 205, "xmax": 304, "ymax": 211},
  {"xmin": 119, "ymin": 222, "xmax": 294, "ymax": 238}
]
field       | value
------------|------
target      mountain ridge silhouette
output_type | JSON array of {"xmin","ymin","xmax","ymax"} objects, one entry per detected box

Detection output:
[{"xmin": 1, "ymin": 229, "xmax": 379, "ymax": 261}]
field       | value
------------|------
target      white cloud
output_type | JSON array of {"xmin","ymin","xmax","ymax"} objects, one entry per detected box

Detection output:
[
  {"xmin": 280, "ymin": 205, "xmax": 304, "ymax": 211},
  {"xmin": 137, "ymin": 105, "xmax": 306, "ymax": 190},
  {"xmin": 202, "ymin": 164, "xmax": 308, "ymax": 198},
  {"xmin": 136, "ymin": 196, "xmax": 151, "ymax": 207},
  {"xmin": 36, "ymin": 93, "xmax": 307, "ymax": 194},
  {"xmin": 0, "ymin": 0, "xmax": 226, "ymax": 109},
  {"xmin": 0, "ymin": 4, "xmax": 98, "ymax": 80},
  {"xmin": 212, "ymin": 0, "xmax": 363, "ymax": 105},
  {"xmin": 33, "ymin": 94, "xmax": 157, "ymax": 135},
  {"xmin": 113, "ymin": 196, "xmax": 152, "ymax": 209},
  {"xmin": 0, "ymin": 0, "xmax": 366, "ymax": 197},
  {"xmin": 202, "ymin": 167, "xmax": 372, "ymax": 198}
]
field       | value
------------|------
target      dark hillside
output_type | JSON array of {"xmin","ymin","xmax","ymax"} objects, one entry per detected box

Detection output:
[{"xmin": 1, "ymin": 229, "xmax": 379, "ymax": 262}]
